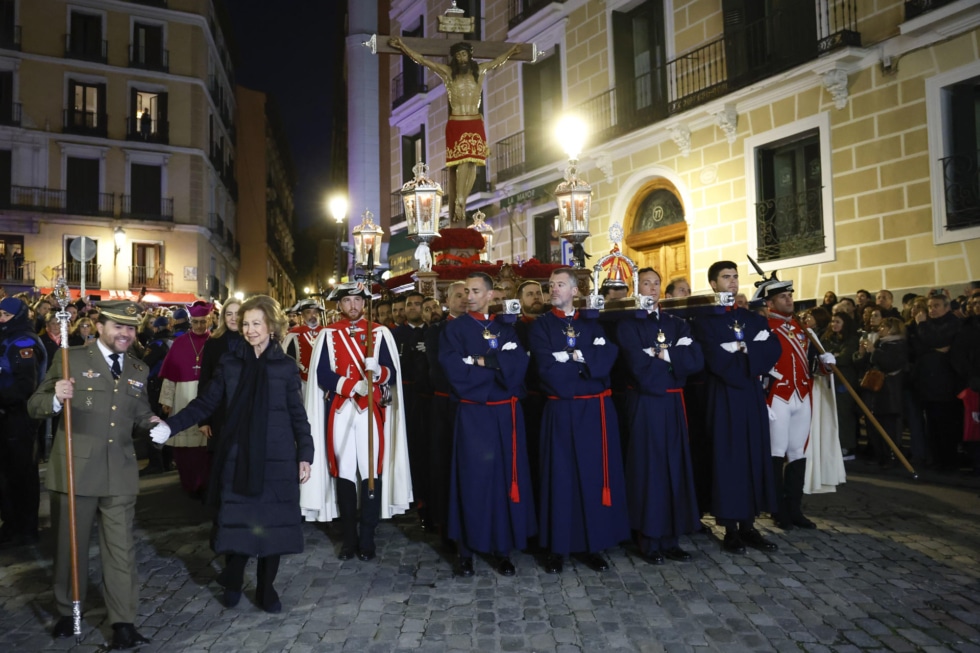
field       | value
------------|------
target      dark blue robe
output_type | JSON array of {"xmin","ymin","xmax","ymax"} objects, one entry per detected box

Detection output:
[
  {"xmin": 617, "ymin": 310, "xmax": 704, "ymax": 549},
  {"xmin": 393, "ymin": 323, "xmax": 430, "ymax": 505},
  {"xmin": 529, "ymin": 310, "xmax": 630, "ymax": 555},
  {"xmin": 692, "ymin": 307, "xmax": 782, "ymax": 524},
  {"xmin": 425, "ymin": 319, "xmax": 456, "ymax": 532},
  {"xmin": 439, "ymin": 313, "xmax": 536, "ymax": 553}
]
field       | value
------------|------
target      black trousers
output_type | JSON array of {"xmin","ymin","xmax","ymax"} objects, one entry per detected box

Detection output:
[{"xmin": 0, "ymin": 409, "xmax": 40, "ymax": 539}]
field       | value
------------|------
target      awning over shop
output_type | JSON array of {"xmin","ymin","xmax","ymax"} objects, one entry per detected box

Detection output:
[{"xmin": 39, "ymin": 288, "xmax": 201, "ymax": 305}]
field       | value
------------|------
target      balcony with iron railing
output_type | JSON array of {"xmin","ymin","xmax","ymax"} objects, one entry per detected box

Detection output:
[
  {"xmin": 64, "ymin": 35, "xmax": 107, "ymax": 63},
  {"xmin": 6, "ymin": 186, "xmax": 114, "ymax": 217},
  {"xmin": 54, "ymin": 262, "xmax": 102, "ymax": 288},
  {"xmin": 208, "ymin": 212, "xmax": 225, "ymax": 239},
  {"xmin": 125, "ymin": 116, "xmax": 169, "ymax": 144},
  {"xmin": 941, "ymin": 151, "xmax": 980, "ymax": 230},
  {"xmin": 0, "ymin": 258, "xmax": 34, "ymax": 283},
  {"xmin": 507, "ymin": 0, "xmax": 567, "ymax": 29},
  {"xmin": 0, "ymin": 101, "xmax": 21, "ymax": 127},
  {"xmin": 129, "ymin": 266, "xmax": 172, "ymax": 291},
  {"xmin": 392, "ymin": 68, "xmax": 428, "ymax": 109},
  {"xmin": 121, "ymin": 195, "xmax": 174, "ymax": 221},
  {"xmin": 491, "ymin": 130, "xmax": 563, "ymax": 183},
  {"xmin": 129, "ymin": 44, "xmax": 169, "ymax": 73},
  {"xmin": 755, "ymin": 187, "xmax": 825, "ymax": 263},
  {"xmin": 64, "ymin": 109, "xmax": 108, "ymax": 137},
  {"xmin": 905, "ymin": 0, "xmax": 960, "ymax": 21},
  {"xmin": 0, "ymin": 25, "xmax": 20, "ymax": 51}
]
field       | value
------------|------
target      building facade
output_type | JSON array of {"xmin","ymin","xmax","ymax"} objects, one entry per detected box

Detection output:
[
  {"xmin": 380, "ymin": 0, "xmax": 980, "ymax": 299},
  {"xmin": 0, "ymin": 0, "xmax": 239, "ymax": 303},
  {"xmin": 234, "ymin": 85, "xmax": 297, "ymax": 308}
]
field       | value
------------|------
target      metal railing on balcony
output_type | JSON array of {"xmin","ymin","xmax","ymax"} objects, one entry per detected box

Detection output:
[
  {"xmin": 665, "ymin": 39, "xmax": 730, "ymax": 115},
  {"xmin": 64, "ymin": 35, "xmax": 107, "ymax": 63},
  {"xmin": 69, "ymin": 192, "xmax": 115, "ymax": 217},
  {"xmin": 494, "ymin": 131, "xmax": 527, "ymax": 182},
  {"xmin": 64, "ymin": 109, "xmax": 108, "ymax": 137},
  {"xmin": 905, "ymin": 0, "xmax": 959, "ymax": 21},
  {"xmin": 941, "ymin": 151, "xmax": 980, "ymax": 230},
  {"xmin": 755, "ymin": 187, "xmax": 825, "ymax": 263},
  {"xmin": 129, "ymin": 266, "xmax": 172, "ymax": 291},
  {"xmin": 817, "ymin": 0, "xmax": 862, "ymax": 53},
  {"xmin": 9, "ymin": 186, "xmax": 66, "ymax": 212},
  {"xmin": 121, "ymin": 195, "xmax": 174, "ymax": 221},
  {"xmin": 391, "ymin": 191, "xmax": 406, "ymax": 223},
  {"xmin": 126, "ymin": 116, "xmax": 169, "ymax": 144},
  {"xmin": 507, "ymin": 0, "xmax": 567, "ymax": 29},
  {"xmin": 224, "ymin": 229, "xmax": 235, "ymax": 251},
  {"xmin": 0, "ymin": 25, "xmax": 21, "ymax": 51},
  {"xmin": 0, "ymin": 101, "xmax": 21, "ymax": 126},
  {"xmin": 54, "ymin": 262, "xmax": 102, "ymax": 288},
  {"xmin": 0, "ymin": 258, "xmax": 34, "ymax": 283},
  {"xmin": 208, "ymin": 74, "xmax": 223, "ymax": 105},
  {"xmin": 392, "ymin": 69, "xmax": 429, "ymax": 109},
  {"xmin": 208, "ymin": 212, "xmax": 225, "ymax": 237},
  {"xmin": 129, "ymin": 45, "xmax": 169, "ymax": 72}
]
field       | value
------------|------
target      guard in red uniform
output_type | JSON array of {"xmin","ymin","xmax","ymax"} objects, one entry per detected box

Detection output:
[
  {"xmin": 283, "ymin": 298, "xmax": 326, "ymax": 389},
  {"xmin": 755, "ymin": 278, "xmax": 834, "ymax": 530}
]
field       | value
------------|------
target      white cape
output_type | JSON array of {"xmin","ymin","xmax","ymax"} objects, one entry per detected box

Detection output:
[
  {"xmin": 805, "ymin": 372, "xmax": 846, "ymax": 494},
  {"xmin": 299, "ymin": 325, "xmax": 413, "ymax": 521}
]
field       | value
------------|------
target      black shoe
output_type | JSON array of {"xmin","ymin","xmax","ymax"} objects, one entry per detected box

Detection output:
[
  {"xmin": 495, "ymin": 556, "xmax": 516, "ymax": 576},
  {"xmin": 772, "ymin": 512, "xmax": 794, "ymax": 530},
  {"xmin": 663, "ymin": 546, "xmax": 691, "ymax": 562},
  {"xmin": 357, "ymin": 549, "xmax": 376, "ymax": 561},
  {"xmin": 259, "ymin": 588, "xmax": 281, "ymax": 614},
  {"xmin": 791, "ymin": 514, "xmax": 817, "ymax": 529},
  {"xmin": 51, "ymin": 616, "xmax": 74, "ymax": 639},
  {"xmin": 110, "ymin": 623, "xmax": 150, "ymax": 650},
  {"xmin": 543, "ymin": 554, "xmax": 563, "ymax": 574},
  {"xmin": 641, "ymin": 549, "xmax": 665, "ymax": 565},
  {"xmin": 581, "ymin": 553, "xmax": 609, "ymax": 572},
  {"xmin": 455, "ymin": 556, "xmax": 475, "ymax": 577},
  {"xmin": 419, "ymin": 517, "xmax": 435, "ymax": 532},
  {"xmin": 723, "ymin": 532, "xmax": 746, "ymax": 554},
  {"xmin": 338, "ymin": 546, "xmax": 356, "ymax": 561},
  {"xmin": 222, "ymin": 589, "xmax": 241, "ymax": 608},
  {"xmin": 739, "ymin": 527, "xmax": 778, "ymax": 552}
]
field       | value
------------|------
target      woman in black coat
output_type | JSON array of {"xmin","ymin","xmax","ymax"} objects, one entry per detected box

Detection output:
[
  {"xmin": 854, "ymin": 317, "xmax": 908, "ymax": 467},
  {"xmin": 164, "ymin": 295, "xmax": 313, "ymax": 613},
  {"xmin": 197, "ymin": 299, "xmax": 243, "ymax": 446}
]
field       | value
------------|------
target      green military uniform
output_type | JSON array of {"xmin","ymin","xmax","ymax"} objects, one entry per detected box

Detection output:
[{"xmin": 27, "ymin": 301, "xmax": 154, "ymax": 627}]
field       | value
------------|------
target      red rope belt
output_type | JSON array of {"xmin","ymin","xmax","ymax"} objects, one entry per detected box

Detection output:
[
  {"xmin": 460, "ymin": 396, "xmax": 521, "ymax": 503},
  {"xmin": 546, "ymin": 388, "xmax": 613, "ymax": 507},
  {"xmin": 433, "ymin": 391, "xmax": 450, "ymax": 398}
]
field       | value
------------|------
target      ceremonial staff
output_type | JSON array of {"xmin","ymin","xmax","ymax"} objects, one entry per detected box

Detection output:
[
  {"xmin": 52, "ymin": 279, "xmax": 83, "ymax": 640},
  {"xmin": 364, "ymin": 271, "xmax": 376, "ymax": 500}
]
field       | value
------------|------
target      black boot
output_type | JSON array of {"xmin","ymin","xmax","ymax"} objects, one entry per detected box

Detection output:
[
  {"xmin": 221, "ymin": 554, "xmax": 248, "ymax": 607},
  {"xmin": 256, "ymin": 555, "xmax": 282, "ymax": 613},
  {"xmin": 771, "ymin": 456, "xmax": 792, "ymax": 529},
  {"xmin": 336, "ymin": 479, "xmax": 359, "ymax": 560},
  {"xmin": 358, "ymin": 477, "xmax": 382, "ymax": 560},
  {"xmin": 786, "ymin": 459, "xmax": 816, "ymax": 529}
]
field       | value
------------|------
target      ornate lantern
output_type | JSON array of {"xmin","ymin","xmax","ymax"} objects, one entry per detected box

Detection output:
[
  {"xmin": 468, "ymin": 209, "xmax": 494, "ymax": 262},
  {"xmin": 401, "ymin": 160, "xmax": 444, "ymax": 272},
  {"xmin": 554, "ymin": 116, "xmax": 592, "ymax": 267},
  {"xmin": 352, "ymin": 209, "xmax": 384, "ymax": 270}
]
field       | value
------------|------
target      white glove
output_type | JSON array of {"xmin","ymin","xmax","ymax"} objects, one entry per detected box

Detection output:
[
  {"xmin": 573, "ymin": 350, "xmax": 585, "ymax": 363},
  {"xmin": 592, "ymin": 337, "xmax": 606, "ymax": 346},
  {"xmin": 819, "ymin": 352, "xmax": 836, "ymax": 366},
  {"xmin": 364, "ymin": 357, "xmax": 381, "ymax": 375},
  {"xmin": 353, "ymin": 380, "xmax": 369, "ymax": 396},
  {"xmin": 753, "ymin": 330, "xmax": 770, "ymax": 342},
  {"xmin": 661, "ymin": 348, "xmax": 672, "ymax": 363},
  {"xmin": 502, "ymin": 341, "xmax": 517, "ymax": 351},
  {"xmin": 676, "ymin": 337, "xmax": 693, "ymax": 347},
  {"xmin": 769, "ymin": 367, "xmax": 784, "ymax": 380},
  {"xmin": 644, "ymin": 347, "xmax": 657, "ymax": 357},
  {"xmin": 415, "ymin": 342, "xmax": 426, "ymax": 353},
  {"xmin": 552, "ymin": 351, "xmax": 570, "ymax": 363},
  {"xmin": 767, "ymin": 405, "xmax": 776, "ymax": 421},
  {"xmin": 720, "ymin": 342, "xmax": 740, "ymax": 353},
  {"xmin": 462, "ymin": 356, "xmax": 475, "ymax": 365},
  {"xmin": 150, "ymin": 422, "xmax": 171, "ymax": 445}
]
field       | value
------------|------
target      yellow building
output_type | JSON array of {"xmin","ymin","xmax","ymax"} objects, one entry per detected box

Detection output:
[
  {"xmin": 0, "ymin": 0, "xmax": 239, "ymax": 304},
  {"xmin": 382, "ymin": 0, "xmax": 980, "ymax": 300}
]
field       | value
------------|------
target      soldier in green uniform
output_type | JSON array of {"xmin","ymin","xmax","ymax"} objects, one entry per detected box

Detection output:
[{"xmin": 28, "ymin": 300, "xmax": 166, "ymax": 649}]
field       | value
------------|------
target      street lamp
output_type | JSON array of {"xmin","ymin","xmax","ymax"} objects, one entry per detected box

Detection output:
[
  {"xmin": 468, "ymin": 209, "xmax": 494, "ymax": 262},
  {"xmin": 113, "ymin": 226, "xmax": 126, "ymax": 264},
  {"xmin": 352, "ymin": 209, "xmax": 384, "ymax": 271},
  {"xmin": 328, "ymin": 195, "xmax": 348, "ymax": 224},
  {"xmin": 328, "ymin": 194, "xmax": 348, "ymax": 280},
  {"xmin": 401, "ymin": 159, "xmax": 444, "ymax": 272},
  {"xmin": 554, "ymin": 115, "xmax": 592, "ymax": 267}
]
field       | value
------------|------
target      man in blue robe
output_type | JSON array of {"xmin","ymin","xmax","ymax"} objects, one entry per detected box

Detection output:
[
  {"xmin": 439, "ymin": 272, "xmax": 535, "ymax": 577},
  {"xmin": 529, "ymin": 268, "xmax": 630, "ymax": 573},
  {"xmin": 617, "ymin": 267, "xmax": 704, "ymax": 564},
  {"xmin": 692, "ymin": 261, "xmax": 782, "ymax": 554}
]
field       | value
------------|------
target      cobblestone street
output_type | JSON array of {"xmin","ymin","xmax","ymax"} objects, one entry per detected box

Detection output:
[{"xmin": 1, "ymin": 465, "xmax": 979, "ymax": 653}]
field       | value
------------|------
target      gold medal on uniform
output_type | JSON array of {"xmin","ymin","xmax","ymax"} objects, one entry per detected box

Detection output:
[
  {"xmin": 731, "ymin": 320, "xmax": 745, "ymax": 342},
  {"xmin": 565, "ymin": 323, "xmax": 577, "ymax": 349},
  {"xmin": 483, "ymin": 327, "xmax": 498, "ymax": 349},
  {"xmin": 656, "ymin": 329, "xmax": 667, "ymax": 352}
]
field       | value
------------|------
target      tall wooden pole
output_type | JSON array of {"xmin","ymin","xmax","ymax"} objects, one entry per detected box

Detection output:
[{"xmin": 364, "ymin": 272, "xmax": 376, "ymax": 499}]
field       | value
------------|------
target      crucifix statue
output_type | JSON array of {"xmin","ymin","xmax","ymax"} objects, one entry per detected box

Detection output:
[{"xmin": 367, "ymin": 3, "xmax": 535, "ymax": 222}]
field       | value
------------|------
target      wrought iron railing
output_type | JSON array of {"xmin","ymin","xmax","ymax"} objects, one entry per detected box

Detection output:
[
  {"xmin": 126, "ymin": 116, "xmax": 169, "ymax": 144},
  {"xmin": 9, "ymin": 186, "xmax": 66, "ymax": 212},
  {"xmin": 129, "ymin": 45, "xmax": 169, "ymax": 72},
  {"xmin": 905, "ymin": 0, "xmax": 959, "ymax": 21},
  {"xmin": 64, "ymin": 109, "xmax": 108, "ymax": 137},
  {"xmin": 817, "ymin": 0, "xmax": 862, "ymax": 53},
  {"xmin": 129, "ymin": 266, "xmax": 172, "ymax": 291},
  {"xmin": 494, "ymin": 131, "xmax": 527, "ymax": 182},
  {"xmin": 508, "ymin": 0, "xmax": 567, "ymax": 29},
  {"xmin": 755, "ymin": 187, "xmax": 825, "ymax": 263},
  {"xmin": 666, "ymin": 39, "xmax": 730, "ymax": 115},
  {"xmin": 0, "ymin": 25, "xmax": 20, "ymax": 51},
  {"xmin": 54, "ymin": 262, "xmax": 102, "ymax": 288},
  {"xmin": 209, "ymin": 212, "xmax": 225, "ymax": 238},
  {"xmin": 391, "ymin": 191, "xmax": 405, "ymax": 223},
  {"xmin": 0, "ymin": 258, "xmax": 33, "ymax": 282},
  {"xmin": 941, "ymin": 152, "xmax": 980, "ymax": 230},
  {"xmin": 121, "ymin": 195, "xmax": 173, "ymax": 221},
  {"xmin": 0, "ymin": 101, "xmax": 21, "ymax": 126},
  {"xmin": 64, "ymin": 35, "xmax": 107, "ymax": 63}
]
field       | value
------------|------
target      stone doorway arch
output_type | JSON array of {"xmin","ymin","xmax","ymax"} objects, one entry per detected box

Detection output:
[{"xmin": 622, "ymin": 178, "xmax": 689, "ymax": 287}]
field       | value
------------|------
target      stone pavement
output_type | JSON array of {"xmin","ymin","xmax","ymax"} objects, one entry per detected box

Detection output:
[{"xmin": 1, "ymin": 464, "xmax": 979, "ymax": 653}]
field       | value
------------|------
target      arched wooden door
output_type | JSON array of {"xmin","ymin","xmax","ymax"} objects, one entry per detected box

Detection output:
[{"xmin": 622, "ymin": 179, "xmax": 689, "ymax": 283}]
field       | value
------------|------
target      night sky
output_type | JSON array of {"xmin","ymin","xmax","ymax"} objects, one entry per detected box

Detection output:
[{"xmin": 226, "ymin": 1, "xmax": 345, "ymax": 236}]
